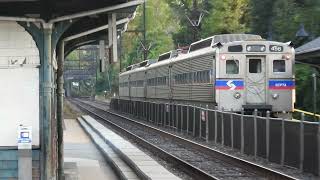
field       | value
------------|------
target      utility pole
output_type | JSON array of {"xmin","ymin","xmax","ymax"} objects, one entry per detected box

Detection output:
[
  {"xmin": 185, "ymin": 0, "xmax": 205, "ymax": 42},
  {"xmin": 143, "ymin": 1, "xmax": 147, "ymax": 60}
]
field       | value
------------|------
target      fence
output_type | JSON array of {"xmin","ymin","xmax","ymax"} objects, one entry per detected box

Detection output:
[{"xmin": 110, "ymin": 98, "xmax": 320, "ymax": 176}]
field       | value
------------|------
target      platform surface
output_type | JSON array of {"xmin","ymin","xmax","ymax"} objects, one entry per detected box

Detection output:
[
  {"xmin": 82, "ymin": 115, "xmax": 181, "ymax": 180},
  {"xmin": 63, "ymin": 119, "xmax": 119, "ymax": 180}
]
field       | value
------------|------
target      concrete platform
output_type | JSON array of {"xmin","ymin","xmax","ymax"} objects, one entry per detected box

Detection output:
[
  {"xmin": 79, "ymin": 115, "xmax": 181, "ymax": 180},
  {"xmin": 63, "ymin": 119, "xmax": 119, "ymax": 180}
]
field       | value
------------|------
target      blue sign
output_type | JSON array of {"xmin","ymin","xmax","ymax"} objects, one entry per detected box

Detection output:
[{"xmin": 216, "ymin": 80, "xmax": 244, "ymax": 90}]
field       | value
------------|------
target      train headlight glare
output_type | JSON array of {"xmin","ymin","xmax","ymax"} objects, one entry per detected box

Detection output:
[
  {"xmin": 272, "ymin": 93, "xmax": 279, "ymax": 99},
  {"xmin": 234, "ymin": 92, "xmax": 241, "ymax": 99}
]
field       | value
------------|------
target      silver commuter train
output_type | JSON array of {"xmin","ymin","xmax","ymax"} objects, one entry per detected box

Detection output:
[{"xmin": 119, "ymin": 34, "xmax": 295, "ymax": 113}]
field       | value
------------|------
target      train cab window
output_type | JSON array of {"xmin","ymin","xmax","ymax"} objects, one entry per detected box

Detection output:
[
  {"xmin": 273, "ymin": 60, "xmax": 286, "ymax": 73},
  {"xmin": 226, "ymin": 60, "xmax": 239, "ymax": 74},
  {"xmin": 249, "ymin": 59, "xmax": 261, "ymax": 73}
]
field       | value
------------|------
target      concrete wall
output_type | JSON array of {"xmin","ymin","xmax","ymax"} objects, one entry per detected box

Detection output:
[
  {"xmin": 0, "ymin": 21, "xmax": 40, "ymax": 147},
  {"xmin": 0, "ymin": 150, "xmax": 40, "ymax": 180}
]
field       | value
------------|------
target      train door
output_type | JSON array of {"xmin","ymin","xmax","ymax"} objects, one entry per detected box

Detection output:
[{"xmin": 245, "ymin": 57, "xmax": 266, "ymax": 104}]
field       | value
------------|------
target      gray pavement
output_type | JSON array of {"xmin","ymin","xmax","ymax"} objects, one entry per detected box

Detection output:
[
  {"xmin": 81, "ymin": 115, "xmax": 181, "ymax": 180},
  {"xmin": 63, "ymin": 119, "xmax": 119, "ymax": 180}
]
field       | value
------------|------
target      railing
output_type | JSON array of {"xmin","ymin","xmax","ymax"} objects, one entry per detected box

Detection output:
[
  {"xmin": 294, "ymin": 108, "xmax": 320, "ymax": 121},
  {"xmin": 110, "ymin": 98, "xmax": 320, "ymax": 176}
]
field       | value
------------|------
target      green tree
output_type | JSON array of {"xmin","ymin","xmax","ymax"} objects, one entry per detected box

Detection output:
[
  {"xmin": 249, "ymin": 0, "xmax": 275, "ymax": 39},
  {"xmin": 121, "ymin": 0, "xmax": 179, "ymax": 67},
  {"xmin": 202, "ymin": 0, "xmax": 249, "ymax": 37}
]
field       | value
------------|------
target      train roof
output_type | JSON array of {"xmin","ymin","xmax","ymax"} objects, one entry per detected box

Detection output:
[
  {"xmin": 157, "ymin": 50, "xmax": 181, "ymax": 62},
  {"xmin": 120, "ymin": 59, "xmax": 157, "ymax": 76},
  {"xmin": 188, "ymin": 34, "xmax": 262, "ymax": 53},
  {"xmin": 120, "ymin": 34, "xmax": 271, "ymax": 76}
]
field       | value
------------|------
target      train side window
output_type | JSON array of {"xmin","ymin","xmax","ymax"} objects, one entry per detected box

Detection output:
[
  {"xmin": 188, "ymin": 73, "xmax": 192, "ymax": 83},
  {"xmin": 205, "ymin": 70, "xmax": 210, "ymax": 83},
  {"xmin": 226, "ymin": 60, "xmax": 239, "ymax": 74},
  {"xmin": 249, "ymin": 59, "xmax": 261, "ymax": 73},
  {"xmin": 273, "ymin": 60, "xmax": 286, "ymax": 73}
]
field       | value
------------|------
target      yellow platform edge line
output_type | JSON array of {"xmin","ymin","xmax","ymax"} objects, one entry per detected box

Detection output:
[{"xmin": 294, "ymin": 109, "xmax": 320, "ymax": 118}]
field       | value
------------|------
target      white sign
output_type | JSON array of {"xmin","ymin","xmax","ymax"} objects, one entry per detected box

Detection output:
[{"xmin": 17, "ymin": 126, "xmax": 32, "ymax": 149}]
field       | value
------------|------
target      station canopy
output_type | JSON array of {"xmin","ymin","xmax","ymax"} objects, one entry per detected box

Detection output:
[
  {"xmin": 0, "ymin": 0, "xmax": 143, "ymax": 54},
  {"xmin": 295, "ymin": 37, "xmax": 320, "ymax": 67}
]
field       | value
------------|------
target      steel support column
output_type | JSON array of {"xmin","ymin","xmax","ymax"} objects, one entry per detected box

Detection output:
[
  {"xmin": 112, "ymin": 13, "xmax": 118, "ymax": 63},
  {"xmin": 57, "ymin": 41, "xmax": 65, "ymax": 180},
  {"xmin": 42, "ymin": 23, "xmax": 53, "ymax": 180}
]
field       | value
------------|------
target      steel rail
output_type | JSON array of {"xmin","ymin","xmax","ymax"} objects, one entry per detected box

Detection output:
[{"xmin": 73, "ymin": 99, "xmax": 298, "ymax": 180}]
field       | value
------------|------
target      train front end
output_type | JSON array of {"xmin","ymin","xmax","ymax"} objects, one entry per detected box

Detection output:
[{"xmin": 215, "ymin": 40, "xmax": 295, "ymax": 114}]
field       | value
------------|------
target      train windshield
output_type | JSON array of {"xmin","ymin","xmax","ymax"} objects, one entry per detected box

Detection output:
[
  {"xmin": 226, "ymin": 60, "xmax": 239, "ymax": 74},
  {"xmin": 249, "ymin": 59, "xmax": 262, "ymax": 73},
  {"xmin": 273, "ymin": 60, "xmax": 286, "ymax": 72}
]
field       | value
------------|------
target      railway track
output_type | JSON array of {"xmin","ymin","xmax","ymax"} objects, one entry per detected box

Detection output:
[{"xmin": 71, "ymin": 98, "xmax": 297, "ymax": 180}]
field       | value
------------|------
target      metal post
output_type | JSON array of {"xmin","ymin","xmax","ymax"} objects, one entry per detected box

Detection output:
[
  {"xmin": 193, "ymin": 105, "xmax": 196, "ymax": 137},
  {"xmin": 181, "ymin": 105, "xmax": 184, "ymax": 133},
  {"xmin": 143, "ymin": 1, "xmax": 147, "ymax": 60},
  {"xmin": 160, "ymin": 104, "xmax": 162, "ymax": 126},
  {"xmin": 112, "ymin": 13, "xmax": 118, "ymax": 62},
  {"xmin": 300, "ymin": 113, "xmax": 305, "ymax": 172},
  {"xmin": 221, "ymin": 108, "xmax": 224, "ymax": 146},
  {"xmin": 254, "ymin": 109, "xmax": 258, "ymax": 159},
  {"xmin": 318, "ymin": 113, "xmax": 320, "ymax": 177},
  {"xmin": 142, "ymin": 101, "xmax": 144, "ymax": 119},
  {"xmin": 154, "ymin": 103, "xmax": 161, "ymax": 125},
  {"xmin": 157, "ymin": 103, "xmax": 159, "ymax": 124},
  {"xmin": 164, "ymin": 104, "xmax": 167, "ymax": 127},
  {"xmin": 312, "ymin": 73, "xmax": 317, "ymax": 120},
  {"xmin": 214, "ymin": 107, "xmax": 218, "ymax": 144},
  {"xmin": 231, "ymin": 109, "xmax": 234, "ymax": 149},
  {"xmin": 199, "ymin": 108, "xmax": 202, "ymax": 139},
  {"xmin": 169, "ymin": 104, "xmax": 171, "ymax": 128},
  {"xmin": 187, "ymin": 105, "xmax": 190, "ymax": 134},
  {"xmin": 150, "ymin": 103, "xmax": 153, "ymax": 122},
  {"xmin": 176, "ymin": 105, "xmax": 179, "ymax": 131},
  {"xmin": 161, "ymin": 104, "xmax": 163, "ymax": 125},
  {"xmin": 145, "ymin": 102, "xmax": 147, "ymax": 120},
  {"xmin": 42, "ymin": 24, "xmax": 53, "ymax": 180},
  {"xmin": 266, "ymin": 111, "xmax": 270, "ymax": 161},
  {"xmin": 57, "ymin": 41, "xmax": 65, "ymax": 180},
  {"xmin": 241, "ymin": 108, "xmax": 244, "ymax": 154},
  {"xmin": 149, "ymin": 102, "xmax": 151, "ymax": 122},
  {"xmin": 281, "ymin": 111, "xmax": 285, "ymax": 166},
  {"xmin": 206, "ymin": 105, "xmax": 209, "ymax": 143}
]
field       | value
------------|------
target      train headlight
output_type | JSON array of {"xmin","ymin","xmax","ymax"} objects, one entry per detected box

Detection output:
[
  {"xmin": 282, "ymin": 54, "xmax": 291, "ymax": 60},
  {"xmin": 272, "ymin": 93, "xmax": 279, "ymax": 99},
  {"xmin": 234, "ymin": 92, "xmax": 241, "ymax": 99},
  {"xmin": 220, "ymin": 54, "xmax": 226, "ymax": 60}
]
